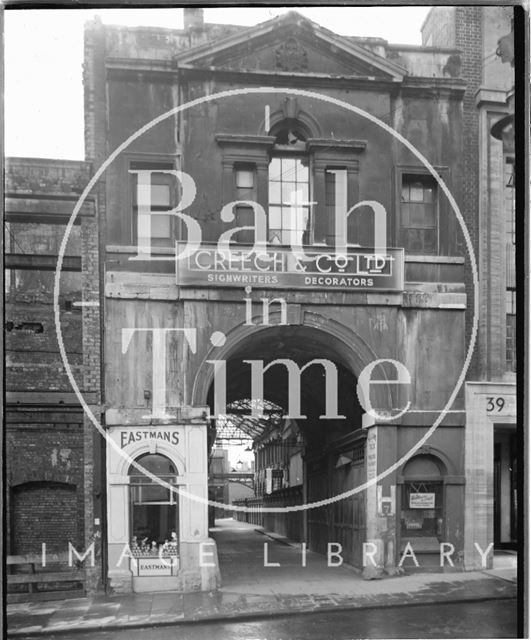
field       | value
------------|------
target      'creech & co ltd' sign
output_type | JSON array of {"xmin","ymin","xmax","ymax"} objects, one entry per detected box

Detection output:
[{"xmin": 175, "ymin": 243, "xmax": 404, "ymax": 291}]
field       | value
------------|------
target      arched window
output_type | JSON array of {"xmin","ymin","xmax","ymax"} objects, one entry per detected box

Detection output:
[
  {"xmin": 268, "ymin": 122, "xmax": 311, "ymax": 246},
  {"xmin": 128, "ymin": 453, "xmax": 179, "ymax": 553},
  {"xmin": 129, "ymin": 453, "xmax": 176, "ymax": 477},
  {"xmin": 400, "ymin": 454, "xmax": 445, "ymax": 542}
]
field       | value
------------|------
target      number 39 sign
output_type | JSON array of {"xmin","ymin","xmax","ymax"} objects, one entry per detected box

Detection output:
[{"xmin": 486, "ymin": 395, "xmax": 515, "ymax": 416}]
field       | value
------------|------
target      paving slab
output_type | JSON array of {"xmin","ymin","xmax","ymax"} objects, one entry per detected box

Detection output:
[{"xmin": 7, "ymin": 519, "xmax": 517, "ymax": 636}]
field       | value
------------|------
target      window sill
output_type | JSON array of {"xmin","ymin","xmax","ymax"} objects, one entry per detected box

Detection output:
[
  {"xmin": 405, "ymin": 255, "xmax": 465, "ymax": 264},
  {"xmin": 107, "ymin": 244, "xmax": 174, "ymax": 255}
]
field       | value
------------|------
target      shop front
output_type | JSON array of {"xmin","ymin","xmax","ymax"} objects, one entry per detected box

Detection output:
[
  {"xmin": 464, "ymin": 382, "xmax": 517, "ymax": 569},
  {"xmin": 397, "ymin": 452, "xmax": 459, "ymax": 571},
  {"xmin": 105, "ymin": 419, "xmax": 220, "ymax": 593}
]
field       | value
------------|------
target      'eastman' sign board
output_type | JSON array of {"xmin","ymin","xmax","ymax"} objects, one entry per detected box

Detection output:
[
  {"xmin": 176, "ymin": 243, "xmax": 405, "ymax": 291},
  {"xmin": 135, "ymin": 557, "xmax": 179, "ymax": 576}
]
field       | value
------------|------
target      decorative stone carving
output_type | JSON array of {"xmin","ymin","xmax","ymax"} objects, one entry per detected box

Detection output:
[
  {"xmin": 496, "ymin": 30, "xmax": 514, "ymax": 66},
  {"xmin": 281, "ymin": 96, "xmax": 299, "ymax": 120},
  {"xmin": 275, "ymin": 37, "xmax": 308, "ymax": 72},
  {"xmin": 443, "ymin": 54, "xmax": 461, "ymax": 78}
]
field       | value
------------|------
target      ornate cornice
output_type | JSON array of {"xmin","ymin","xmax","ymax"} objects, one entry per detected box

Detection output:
[
  {"xmin": 307, "ymin": 138, "xmax": 367, "ymax": 153},
  {"xmin": 215, "ymin": 134, "xmax": 276, "ymax": 148}
]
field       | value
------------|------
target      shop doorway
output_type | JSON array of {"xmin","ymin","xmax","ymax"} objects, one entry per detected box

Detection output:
[
  {"xmin": 493, "ymin": 427, "xmax": 517, "ymax": 549},
  {"xmin": 398, "ymin": 454, "xmax": 446, "ymax": 571}
]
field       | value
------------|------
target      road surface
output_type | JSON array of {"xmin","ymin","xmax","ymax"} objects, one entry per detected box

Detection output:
[{"xmin": 13, "ymin": 598, "xmax": 518, "ymax": 639}]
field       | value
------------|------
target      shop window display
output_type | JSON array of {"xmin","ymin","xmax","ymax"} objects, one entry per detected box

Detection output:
[
  {"xmin": 400, "ymin": 455, "xmax": 445, "ymax": 543},
  {"xmin": 401, "ymin": 482, "xmax": 444, "ymax": 540},
  {"xmin": 128, "ymin": 453, "xmax": 179, "ymax": 560}
]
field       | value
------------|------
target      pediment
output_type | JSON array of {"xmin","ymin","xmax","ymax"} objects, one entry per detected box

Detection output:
[{"xmin": 175, "ymin": 12, "xmax": 405, "ymax": 81}]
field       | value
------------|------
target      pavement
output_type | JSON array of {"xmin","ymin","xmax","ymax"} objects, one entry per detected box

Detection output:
[{"xmin": 7, "ymin": 519, "xmax": 517, "ymax": 637}]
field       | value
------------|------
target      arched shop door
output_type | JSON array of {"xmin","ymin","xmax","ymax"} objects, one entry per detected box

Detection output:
[
  {"xmin": 398, "ymin": 454, "xmax": 446, "ymax": 570},
  {"xmin": 128, "ymin": 453, "xmax": 179, "ymax": 555}
]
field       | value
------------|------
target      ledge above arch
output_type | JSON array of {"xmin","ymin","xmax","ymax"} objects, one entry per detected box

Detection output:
[{"xmin": 191, "ymin": 310, "xmax": 387, "ymax": 410}]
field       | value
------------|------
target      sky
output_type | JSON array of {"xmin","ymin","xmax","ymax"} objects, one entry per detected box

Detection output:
[{"xmin": 4, "ymin": 6, "xmax": 430, "ymax": 160}]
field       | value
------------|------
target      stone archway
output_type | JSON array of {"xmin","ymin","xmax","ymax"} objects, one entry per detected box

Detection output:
[
  {"xmin": 195, "ymin": 319, "xmax": 381, "ymax": 569},
  {"xmin": 192, "ymin": 312, "xmax": 386, "ymax": 411}
]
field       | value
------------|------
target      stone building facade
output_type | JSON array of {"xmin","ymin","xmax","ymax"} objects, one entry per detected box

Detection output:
[
  {"xmin": 84, "ymin": 9, "xmax": 472, "ymax": 592},
  {"xmin": 421, "ymin": 4, "xmax": 517, "ymax": 568},
  {"xmin": 5, "ymin": 6, "xmax": 516, "ymax": 597}
]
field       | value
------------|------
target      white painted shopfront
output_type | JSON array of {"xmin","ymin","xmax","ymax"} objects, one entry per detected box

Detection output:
[{"xmin": 105, "ymin": 417, "xmax": 220, "ymax": 593}]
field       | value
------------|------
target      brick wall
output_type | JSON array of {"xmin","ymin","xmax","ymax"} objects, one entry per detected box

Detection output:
[
  {"xmin": 83, "ymin": 17, "xmax": 106, "ymax": 592},
  {"xmin": 12, "ymin": 483, "xmax": 78, "ymax": 555},
  {"xmin": 420, "ymin": 8, "xmax": 483, "ymax": 380},
  {"xmin": 421, "ymin": 7, "xmax": 456, "ymax": 48},
  {"xmin": 5, "ymin": 302, "xmax": 83, "ymax": 391},
  {"xmin": 80, "ymin": 204, "xmax": 104, "ymax": 592},
  {"xmin": 455, "ymin": 7, "xmax": 483, "ymax": 380},
  {"xmin": 5, "ymin": 156, "xmax": 103, "ymax": 589},
  {"xmin": 6, "ymin": 417, "xmax": 85, "ymax": 554},
  {"xmin": 4, "ymin": 158, "xmax": 89, "ymax": 194}
]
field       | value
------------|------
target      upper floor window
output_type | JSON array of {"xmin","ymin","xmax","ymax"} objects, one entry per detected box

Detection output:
[
  {"xmin": 268, "ymin": 156, "xmax": 310, "ymax": 245},
  {"xmin": 324, "ymin": 168, "xmax": 354, "ymax": 244},
  {"xmin": 506, "ymin": 288, "xmax": 516, "ymax": 373},
  {"xmin": 505, "ymin": 156, "xmax": 516, "ymax": 286},
  {"xmin": 131, "ymin": 162, "xmax": 174, "ymax": 248},
  {"xmin": 400, "ymin": 174, "xmax": 438, "ymax": 255},
  {"xmin": 268, "ymin": 126, "xmax": 310, "ymax": 246},
  {"xmin": 505, "ymin": 155, "xmax": 516, "ymax": 373},
  {"xmin": 235, "ymin": 166, "xmax": 255, "ymax": 200},
  {"xmin": 233, "ymin": 164, "xmax": 256, "ymax": 244}
]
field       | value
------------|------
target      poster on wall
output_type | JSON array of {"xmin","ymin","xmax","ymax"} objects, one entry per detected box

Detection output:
[
  {"xmin": 4, "ymin": 2, "xmax": 522, "ymax": 639},
  {"xmin": 409, "ymin": 493, "xmax": 435, "ymax": 509}
]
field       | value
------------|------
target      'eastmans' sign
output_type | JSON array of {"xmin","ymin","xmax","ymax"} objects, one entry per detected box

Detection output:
[{"xmin": 120, "ymin": 429, "xmax": 180, "ymax": 448}]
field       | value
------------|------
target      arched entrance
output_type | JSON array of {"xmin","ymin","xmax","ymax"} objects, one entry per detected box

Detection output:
[
  {"xmin": 398, "ymin": 453, "xmax": 447, "ymax": 571},
  {"xmin": 200, "ymin": 323, "xmax": 370, "ymax": 569}
]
